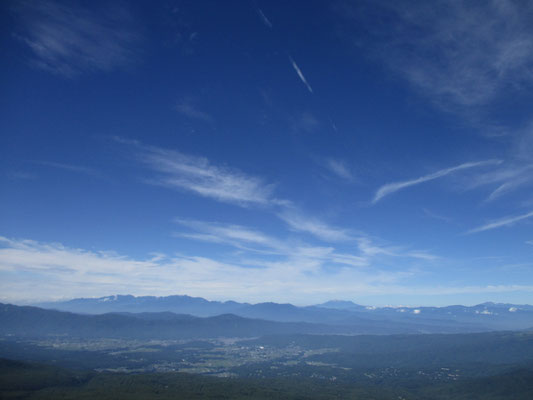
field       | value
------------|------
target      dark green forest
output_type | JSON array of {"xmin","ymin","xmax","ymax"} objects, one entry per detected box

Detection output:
[{"xmin": 2, "ymin": 358, "xmax": 533, "ymax": 400}]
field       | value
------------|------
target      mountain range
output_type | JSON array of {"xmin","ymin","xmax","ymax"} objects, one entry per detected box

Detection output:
[
  {"xmin": 0, "ymin": 303, "xmax": 351, "ymax": 339},
  {"xmin": 32, "ymin": 294, "xmax": 533, "ymax": 334}
]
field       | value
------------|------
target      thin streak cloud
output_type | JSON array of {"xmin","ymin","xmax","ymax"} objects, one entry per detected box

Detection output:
[
  {"xmin": 467, "ymin": 210, "xmax": 533, "ymax": 234},
  {"xmin": 479, "ymin": 164, "xmax": 533, "ymax": 202},
  {"xmin": 289, "ymin": 55, "xmax": 313, "ymax": 93},
  {"xmin": 256, "ymin": 8, "xmax": 272, "ymax": 28},
  {"xmin": 373, "ymin": 160, "xmax": 502, "ymax": 203}
]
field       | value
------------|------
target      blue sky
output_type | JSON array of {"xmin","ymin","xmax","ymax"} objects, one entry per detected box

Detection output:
[{"xmin": 1, "ymin": 0, "xmax": 533, "ymax": 306}]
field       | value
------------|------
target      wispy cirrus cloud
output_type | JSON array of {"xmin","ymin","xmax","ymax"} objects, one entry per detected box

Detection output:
[
  {"xmin": 422, "ymin": 208, "xmax": 452, "ymax": 223},
  {"xmin": 118, "ymin": 140, "xmax": 360, "ymax": 247},
  {"xmin": 174, "ymin": 219, "xmax": 369, "ymax": 269},
  {"xmin": 176, "ymin": 217, "xmax": 437, "ymax": 269},
  {"xmin": 338, "ymin": 0, "xmax": 533, "ymax": 110},
  {"xmin": 114, "ymin": 139, "xmax": 438, "ymax": 282},
  {"xmin": 468, "ymin": 163, "xmax": 533, "ymax": 202},
  {"xmin": 34, "ymin": 161, "xmax": 99, "ymax": 176},
  {"xmin": 13, "ymin": 0, "xmax": 140, "ymax": 77},
  {"xmin": 256, "ymin": 8, "xmax": 272, "ymax": 28},
  {"xmin": 325, "ymin": 158, "xmax": 354, "ymax": 181},
  {"xmin": 175, "ymin": 202, "xmax": 395, "ymax": 268},
  {"xmin": 373, "ymin": 160, "xmax": 502, "ymax": 203},
  {"xmin": 278, "ymin": 210, "xmax": 353, "ymax": 242},
  {"xmin": 120, "ymin": 140, "xmax": 437, "ymax": 264},
  {"xmin": 487, "ymin": 175, "xmax": 533, "ymax": 202},
  {"xmin": 356, "ymin": 238, "xmax": 437, "ymax": 261},
  {"xmin": 289, "ymin": 55, "xmax": 313, "ymax": 93},
  {"xmin": 133, "ymin": 143, "xmax": 280, "ymax": 207},
  {"xmin": 174, "ymin": 218, "xmax": 286, "ymax": 254},
  {"xmin": 175, "ymin": 100, "xmax": 214, "ymax": 124},
  {"xmin": 467, "ymin": 210, "xmax": 533, "ymax": 234}
]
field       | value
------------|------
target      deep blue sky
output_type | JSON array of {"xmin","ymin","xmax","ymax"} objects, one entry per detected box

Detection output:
[{"xmin": 1, "ymin": 0, "xmax": 533, "ymax": 306}]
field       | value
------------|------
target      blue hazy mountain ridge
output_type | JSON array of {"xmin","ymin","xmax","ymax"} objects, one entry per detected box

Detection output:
[
  {"xmin": 37, "ymin": 295, "xmax": 247, "ymax": 317},
  {"xmin": 3, "ymin": 303, "xmax": 470, "ymax": 337},
  {"xmin": 0, "ymin": 303, "xmax": 355, "ymax": 339},
  {"xmin": 3, "ymin": 302, "xmax": 533, "ymax": 342},
  {"xmin": 34, "ymin": 295, "xmax": 533, "ymax": 332},
  {"xmin": 7, "ymin": 304, "xmax": 426, "ymax": 336}
]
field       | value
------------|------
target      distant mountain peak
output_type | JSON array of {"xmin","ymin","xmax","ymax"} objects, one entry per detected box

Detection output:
[{"xmin": 316, "ymin": 300, "xmax": 365, "ymax": 310}]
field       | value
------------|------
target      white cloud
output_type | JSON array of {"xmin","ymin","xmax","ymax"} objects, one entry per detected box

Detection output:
[
  {"xmin": 174, "ymin": 219, "xmax": 368, "ymax": 268},
  {"xmin": 175, "ymin": 100, "xmax": 214, "ymax": 124},
  {"xmin": 0, "ymin": 237, "xmax": 154, "ymax": 276},
  {"xmin": 175, "ymin": 217, "xmax": 436, "ymax": 270},
  {"xmin": 115, "ymin": 140, "xmax": 438, "ymax": 274},
  {"xmin": 422, "ymin": 208, "xmax": 452, "ymax": 223},
  {"xmin": 373, "ymin": 160, "xmax": 502, "ymax": 203},
  {"xmin": 325, "ymin": 159, "xmax": 353, "ymax": 181},
  {"xmin": 0, "ymin": 236, "xmax": 403, "ymax": 304},
  {"xmin": 487, "ymin": 178, "xmax": 530, "ymax": 202},
  {"xmin": 256, "ymin": 8, "xmax": 272, "ymax": 28},
  {"xmin": 403, "ymin": 284, "xmax": 533, "ymax": 296},
  {"xmin": 13, "ymin": 0, "xmax": 140, "ymax": 77},
  {"xmin": 356, "ymin": 238, "xmax": 436, "ymax": 261},
  {"xmin": 329, "ymin": 252, "xmax": 369, "ymax": 267},
  {"xmin": 136, "ymin": 144, "xmax": 279, "ymax": 206},
  {"xmin": 174, "ymin": 213, "xmax": 438, "ymax": 269},
  {"xmin": 289, "ymin": 55, "xmax": 313, "ymax": 93},
  {"xmin": 338, "ymin": 0, "xmax": 533, "ymax": 109},
  {"xmin": 470, "ymin": 164, "xmax": 533, "ymax": 202},
  {"xmin": 174, "ymin": 219, "xmax": 286, "ymax": 254},
  {"xmin": 3, "ymin": 236, "xmax": 514, "ymax": 305},
  {"xmin": 405, "ymin": 251, "xmax": 438, "ymax": 261},
  {"xmin": 356, "ymin": 237, "xmax": 397, "ymax": 257},
  {"xmin": 278, "ymin": 210, "xmax": 353, "ymax": 242},
  {"xmin": 467, "ymin": 210, "xmax": 533, "ymax": 234}
]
